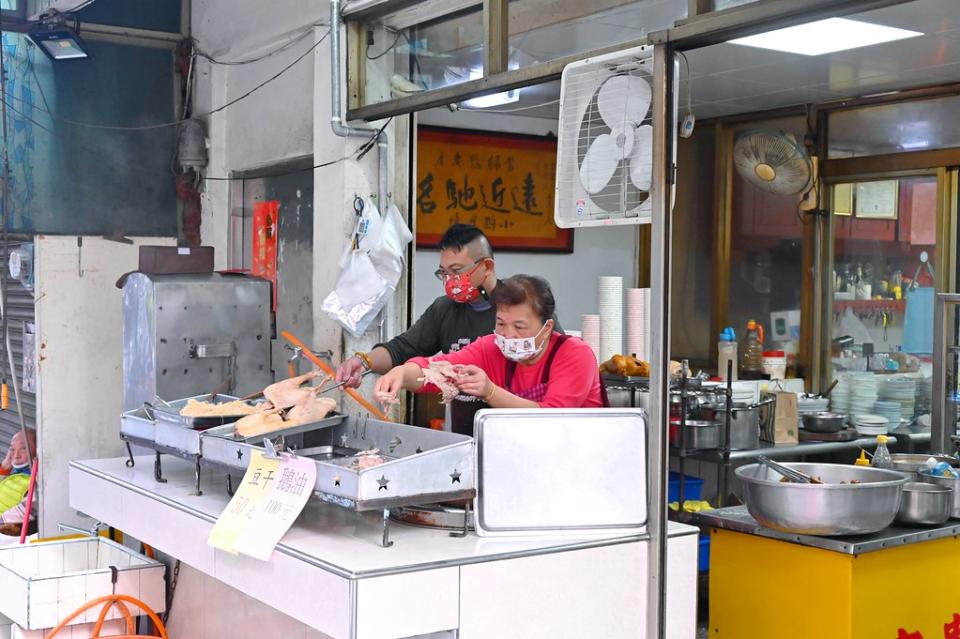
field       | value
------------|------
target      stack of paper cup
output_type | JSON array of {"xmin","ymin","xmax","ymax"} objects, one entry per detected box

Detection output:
[
  {"xmin": 581, "ymin": 314, "xmax": 601, "ymax": 363},
  {"xmin": 598, "ymin": 276, "xmax": 623, "ymax": 363},
  {"xmin": 626, "ymin": 288, "xmax": 650, "ymax": 360}
]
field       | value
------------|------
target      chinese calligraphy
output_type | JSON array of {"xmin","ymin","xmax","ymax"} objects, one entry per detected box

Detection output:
[{"xmin": 416, "ymin": 127, "xmax": 570, "ymax": 251}]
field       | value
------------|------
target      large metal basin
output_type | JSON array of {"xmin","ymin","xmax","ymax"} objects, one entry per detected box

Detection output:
[{"xmin": 735, "ymin": 462, "xmax": 907, "ymax": 536}]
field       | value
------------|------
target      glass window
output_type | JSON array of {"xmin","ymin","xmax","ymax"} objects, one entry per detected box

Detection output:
[
  {"xmin": 829, "ymin": 95, "xmax": 960, "ymax": 158},
  {"xmin": 726, "ymin": 117, "xmax": 807, "ymax": 377},
  {"xmin": 359, "ymin": 5, "xmax": 484, "ymax": 107},
  {"xmin": 507, "ymin": 0, "xmax": 685, "ymax": 66},
  {"xmin": 830, "ymin": 174, "xmax": 937, "ymax": 417},
  {"xmin": 356, "ymin": 0, "xmax": 686, "ymax": 109}
]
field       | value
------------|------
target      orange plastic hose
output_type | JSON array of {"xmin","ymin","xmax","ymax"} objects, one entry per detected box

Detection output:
[
  {"xmin": 45, "ymin": 594, "xmax": 168, "ymax": 639},
  {"xmin": 281, "ymin": 331, "xmax": 391, "ymax": 422},
  {"xmin": 93, "ymin": 597, "xmax": 135, "ymax": 637}
]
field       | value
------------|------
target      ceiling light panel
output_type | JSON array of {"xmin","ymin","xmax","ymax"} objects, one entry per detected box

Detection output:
[{"xmin": 729, "ymin": 17, "xmax": 922, "ymax": 56}]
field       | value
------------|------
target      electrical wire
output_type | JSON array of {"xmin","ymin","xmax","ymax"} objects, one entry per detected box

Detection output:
[
  {"xmin": 21, "ymin": 29, "xmax": 331, "ymax": 131},
  {"xmin": 192, "ymin": 23, "xmax": 326, "ymax": 66},
  {"xmin": 366, "ymin": 29, "xmax": 403, "ymax": 61},
  {"xmin": 355, "ymin": 116, "xmax": 392, "ymax": 161},
  {"xmin": 459, "ymin": 98, "xmax": 560, "ymax": 113}
]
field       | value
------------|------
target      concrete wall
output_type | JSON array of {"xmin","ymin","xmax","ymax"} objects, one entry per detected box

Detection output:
[
  {"xmin": 192, "ymin": 0, "xmax": 403, "ymax": 373},
  {"xmin": 35, "ymin": 235, "xmax": 176, "ymax": 538},
  {"xmin": 415, "ymin": 108, "xmax": 640, "ymax": 332}
]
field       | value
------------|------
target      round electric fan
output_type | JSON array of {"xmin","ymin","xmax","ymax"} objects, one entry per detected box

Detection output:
[
  {"xmin": 733, "ymin": 129, "xmax": 812, "ymax": 195},
  {"xmin": 576, "ymin": 72, "xmax": 653, "ymax": 214}
]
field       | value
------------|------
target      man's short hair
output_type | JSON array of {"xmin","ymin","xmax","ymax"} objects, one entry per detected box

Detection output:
[{"xmin": 439, "ymin": 224, "xmax": 494, "ymax": 260}]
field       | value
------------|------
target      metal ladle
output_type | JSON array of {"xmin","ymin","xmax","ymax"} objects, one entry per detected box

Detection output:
[{"xmin": 757, "ymin": 456, "xmax": 822, "ymax": 484}]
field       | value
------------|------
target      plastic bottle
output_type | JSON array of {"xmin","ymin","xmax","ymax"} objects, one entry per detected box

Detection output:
[
  {"xmin": 718, "ymin": 327, "xmax": 738, "ymax": 382},
  {"xmin": 739, "ymin": 320, "xmax": 765, "ymax": 379},
  {"xmin": 871, "ymin": 435, "xmax": 893, "ymax": 469},
  {"xmin": 854, "ymin": 450, "xmax": 871, "ymax": 466}
]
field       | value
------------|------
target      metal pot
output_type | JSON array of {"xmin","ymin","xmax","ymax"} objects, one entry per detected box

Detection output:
[
  {"xmin": 890, "ymin": 454, "xmax": 959, "ymax": 482},
  {"xmin": 919, "ymin": 473, "xmax": 960, "ymax": 518},
  {"xmin": 802, "ymin": 412, "xmax": 846, "ymax": 433},
  {"xmin": 896, "ymin": 482, "xmax": 952, "ymax": 526},
  {"xmin": 714, "ymin": 401, "xmax": 764, "ymax": 450},
  {"xmin": 735, "ymin": 462, "xmax": 907, "ymax": 536},
  {"xmin": 669, "ymin": 419, "xmax": 720, "ymax": 451}
]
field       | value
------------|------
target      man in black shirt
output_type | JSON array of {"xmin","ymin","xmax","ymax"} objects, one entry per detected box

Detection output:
[{"xmin": 336, "ymin": 224, "xmax": 499, "ymax": 387}]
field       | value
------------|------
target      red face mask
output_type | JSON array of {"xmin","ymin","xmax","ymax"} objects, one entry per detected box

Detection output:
[{"xmin": 444, "ymin": 262, "xmax": 484, "ymax": 303}]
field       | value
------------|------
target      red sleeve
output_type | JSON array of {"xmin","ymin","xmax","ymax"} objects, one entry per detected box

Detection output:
[
  {"xmin": 407, "ymin": 335, "xmax": 500, "ymax": 394},
  {"xmin": 537, "ymin": 339, "xmax": 602, "ymax": 408}
]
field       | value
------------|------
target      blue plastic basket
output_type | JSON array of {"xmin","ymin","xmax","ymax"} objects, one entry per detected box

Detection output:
[
  {"xmin": 668, "ymin": 472, "xmax": 704, "ymax": 503},
  {"xmin": 698, "ymin": 536, "xmax": 710, "ymax": 572}
]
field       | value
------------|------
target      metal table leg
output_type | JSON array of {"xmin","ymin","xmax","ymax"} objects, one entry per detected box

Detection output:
[
  {"xmin": 381, "ymin": 508, "xmax": 394, "ymax": 548},
  {"xmin": 154, "ymin": 452, "xmax": 167, "ymax": 484},
  {"xmin": 124, "ymin": 442, "xmax": 135, "ymax": 468},
  {"xmin": 194, "ymin": 457, "xmax": 203, "ymax": 496},
  {"xmin": 450, "ymin": 501, "xmax": 471, "ymax": 538}
]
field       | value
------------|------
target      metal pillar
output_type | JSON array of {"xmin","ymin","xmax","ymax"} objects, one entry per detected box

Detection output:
[{"xmin": 646, "ymin": 43, "xmax": 675, "ymax": 639}]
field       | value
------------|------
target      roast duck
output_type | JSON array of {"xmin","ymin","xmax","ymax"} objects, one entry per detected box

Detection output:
[{"xmin": 180, "ymin": 370, "xmax": 338, "ymax": 438}]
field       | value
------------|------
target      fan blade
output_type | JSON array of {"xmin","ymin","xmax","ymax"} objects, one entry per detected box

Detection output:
[
  {"xmin": 597, "ymin": 75, "xmax": 652, "ymax": 129},
  {"xmin": 628, "ymin": 125, "xmax": 653, "ymax": 191},
  {"xmin": 579, "ymin": 134, "xmax": 620, "ymax": 195}
]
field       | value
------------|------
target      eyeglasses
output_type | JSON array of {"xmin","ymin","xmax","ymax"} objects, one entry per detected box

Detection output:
[{"xmin": 434, "ymin": 258, "xmax": 487, "ymax": 281}]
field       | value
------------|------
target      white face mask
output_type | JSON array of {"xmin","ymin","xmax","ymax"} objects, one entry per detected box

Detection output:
[
  {"xmin": 495, "ymin": 323, "xmax": 549, "ymax": 362},
  {"xmin": 11, "ymin": 460, "xmax": 29, "ymax": 470}
]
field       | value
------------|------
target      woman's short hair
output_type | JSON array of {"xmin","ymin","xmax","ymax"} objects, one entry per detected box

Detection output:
[{"xmin": 489, "ymin": 275, "xmax": 556, "ymax": 323}]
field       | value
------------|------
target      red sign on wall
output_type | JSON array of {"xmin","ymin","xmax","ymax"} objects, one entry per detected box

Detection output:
[{"xmin": 252, "ymin": 200, "xmax": 279, "ymax": 311}]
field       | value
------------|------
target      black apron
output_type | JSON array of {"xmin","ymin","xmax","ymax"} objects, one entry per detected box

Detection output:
[{"xmin": 449, "ymin": 335, "xmax": 607, "ymax": 436}]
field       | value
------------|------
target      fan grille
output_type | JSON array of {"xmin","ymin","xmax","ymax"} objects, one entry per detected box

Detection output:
[
  {"xmin": 555, "ymin": 46, "xmax": 657, "ymax": 227},
  {"xmin": 733, "ymin": 130, "xmax": 811, "ymax": 195}
]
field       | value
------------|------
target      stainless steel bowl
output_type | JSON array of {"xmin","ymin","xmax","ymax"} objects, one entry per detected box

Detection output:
[
  {"xmin": 735, "ymin": 462, "xmax": 907, "ymax": 536},
  {"xmin": 919, "ymin": 473, "xmax": 960, "ymax": 518},
  {"xmin": 896, "ymin": 482, "xmax": 952, "ymax": 526},
  {"xmin": 802, "ymin": 412, "xmax": 846, "ymax": 433},
  {"xmin": 891, "ymin": 454, "xmax": 959, "ymax": 482}
]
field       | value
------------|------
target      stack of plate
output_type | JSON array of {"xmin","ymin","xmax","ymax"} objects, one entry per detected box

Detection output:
[
  {"xmin": 847, "ymin": 372, "xmax": 879, "ymax": 421},
  {"xmin": 854, "ymin": 414, "xmax": 889, "ymax": 436},
  {"xmin": 598, "ymin": 277, "xmax": 623, "ymax": 363},
  {"xmin": 879, "ymin": 376, "xmax": 917, "ymax": 422},
  {"xmin": 872, "ymin": 401, "xmax": 902, "ymax": 429},
  {"xmin": 731, "ymin": 384, "xmax": 757, "ymax": 406},
  {"xmin": 581, "ymin": 314, "xmax": 601, "ymax": 364},
  {"xmin": 830, "ymin": 373, "xmax": 852, "ymax": 416},
  {"xmin": 625, "ymin": 288, "xmax": 649, "ymax": 360}
]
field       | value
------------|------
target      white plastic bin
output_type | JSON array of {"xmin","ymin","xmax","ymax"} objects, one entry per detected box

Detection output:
[
  {"xmin": 11, "ymin": 619, "xmax": 126, "ymax": 638},
  {"xmin": 0, "ymin": 538, "xmax": 165, "ymax": 630}
]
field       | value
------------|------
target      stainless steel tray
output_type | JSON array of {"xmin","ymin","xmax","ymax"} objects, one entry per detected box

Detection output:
[
  {"xmin": 200, "ymin": 413, "xmax": 347, "ymax": 470},
  {"xmin": 200, "ymin": 415, "xmax": 476, "ymax": 511},
  {"xmin": 152, "ymin": 394, "xmax": 267, "ymax": 429},
  {"xmin": 474, "ymin": 408, "xmax": 647, "ymax": 537},
  {"xmin": 120, "ymin": 406, "xmax": 156, "ymax": 442}
]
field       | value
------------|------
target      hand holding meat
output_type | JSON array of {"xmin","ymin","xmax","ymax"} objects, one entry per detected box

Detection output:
[
  {"xmin": 454, "ymin": 364, "xmax": 491, "ymax": 399},
  {"xmin": 335, "ymin": 356, "xmax": 366, "ymax": 389},
  {"xmin": 374, "ymin": 369, "xmax": 405, "ymax": 408},
  {"xmin": 419, "ymin": 361, "xmax": 463, "ymax": 404}
]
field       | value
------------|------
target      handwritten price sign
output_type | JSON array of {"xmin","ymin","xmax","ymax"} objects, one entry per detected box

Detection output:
[{"xmin": 209, "ymin": 450, "xmax": 316, "ymax": 561}]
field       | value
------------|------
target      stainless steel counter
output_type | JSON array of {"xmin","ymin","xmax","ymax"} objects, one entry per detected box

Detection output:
[{"xmin": 696, "ymin": 505, "xmax": 960, "ymax": 555}]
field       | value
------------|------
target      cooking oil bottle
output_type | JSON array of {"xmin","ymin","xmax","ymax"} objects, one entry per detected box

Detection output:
[{"xmin": 739, "ymin": 320, "xmax": 764, "ymax": 380}]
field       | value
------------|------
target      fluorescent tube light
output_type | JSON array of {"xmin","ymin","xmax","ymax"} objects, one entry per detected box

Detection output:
[
  {"xmin": 461, "ymin": 64, "xmax": 520, "ymax": 109},
  {"xmin": 729, "ymin": 18, "xmax": 921, "ymax": 56}
]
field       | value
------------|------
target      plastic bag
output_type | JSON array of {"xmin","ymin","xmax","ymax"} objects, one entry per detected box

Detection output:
[{"xmin": 322, "ymin": 202, "xmax": 412, "ymax": 337}]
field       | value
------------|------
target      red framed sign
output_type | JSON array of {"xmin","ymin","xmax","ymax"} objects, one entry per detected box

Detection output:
[{"xmin": 415, "ymin": 126, "xmax": 573, "ymax": 253}]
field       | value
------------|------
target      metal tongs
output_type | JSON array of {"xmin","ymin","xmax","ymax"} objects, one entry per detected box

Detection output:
[
  {"xmin": 315, "ymin": 369, "xmax": 373, "ymax": 395},
  {"xmin": 757, "ymin": 456, "xmax": 822, "ymax": 484}
]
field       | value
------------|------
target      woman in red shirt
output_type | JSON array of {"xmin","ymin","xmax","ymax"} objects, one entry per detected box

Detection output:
[{"xmin": 375, "ymin": 275, "xmax": 605, "ymax": 435}]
